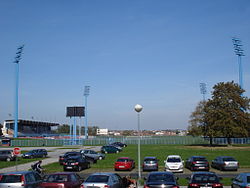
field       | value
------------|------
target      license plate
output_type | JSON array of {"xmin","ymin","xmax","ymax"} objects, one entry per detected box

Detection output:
[
  {"xmin": 199, "ymin": 166, "xmax": 205, "ymax": 169},
  {"xmin": 66, "ymin": 166, "xmax": 73, "ymax": 169},
  {"xmin": 201, "ymin": 187, "xmax": 212, "ymax": 188},
  {"xmin": 119, "ymin": 166, "xmax": 125, "ymax": 168}
]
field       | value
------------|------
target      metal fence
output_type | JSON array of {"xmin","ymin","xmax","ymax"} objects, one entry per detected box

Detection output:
[{"xmin": 9, "ymin": 136, "xmax": 250, "ymax": 147}]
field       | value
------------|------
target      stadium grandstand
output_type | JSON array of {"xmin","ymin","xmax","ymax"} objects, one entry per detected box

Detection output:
[{"xmin": 1, "ymin": 119, "xmax": 59, "ymax": 137}]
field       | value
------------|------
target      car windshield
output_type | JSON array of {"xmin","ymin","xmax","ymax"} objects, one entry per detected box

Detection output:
[
  {"xmin": 0, "ymin": 175, "xmax": 22, "ymax": 183},
  {"xmin": 167, "ymin": 158, "xmax": 181, "ymax": 162},
  {"xmin": 222, "ymin": 157, "xmax": 236, "ymax": 161},
  {"xmin": 86, "ymin": 175, "xmax": 109, "ymax": 183},
  {"xmin": 148, "ymin": 174, "xmax": 174, "ymax": 182},
  {"xmin": 192, "ymin": 174, "xmax": 219, "ymax": 183},
  {"xmin": 45, "ymin": 175, "xmax": 68, "ymax": 182},
  {"xmin": 117, "ymin": 159, "xmax": 129, "ymax": 162}
]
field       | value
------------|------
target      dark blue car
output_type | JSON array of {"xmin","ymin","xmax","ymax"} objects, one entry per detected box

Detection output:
[{"xmin": 22, "ymin": 149, "xmax": 47, "ymax": 159}]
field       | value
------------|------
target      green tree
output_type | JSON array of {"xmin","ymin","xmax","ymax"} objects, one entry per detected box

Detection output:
[
  {"xmin": 203, "ymin": 81, "xmax": 250, "ymax": 145},
  {"xmin": 187, "ymin": 101, "xmax": 206, "ymax": 136},
  {"xmin": 57, "ymin": 124, "xmax": 70, "ymax": 134}
]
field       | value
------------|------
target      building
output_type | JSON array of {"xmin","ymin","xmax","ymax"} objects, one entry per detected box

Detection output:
[
  {"xmin": 96, "ymin": 128, "xmax": 108, "ymax": 135},
  {"xmin": 1, "ymin": 119, "xmax": 59, "ymax": 137}
]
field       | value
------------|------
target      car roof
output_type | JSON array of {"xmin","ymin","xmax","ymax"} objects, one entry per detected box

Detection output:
[
  {"xmin": 48, "ymin": 172, "xmax": 76, "ymax": 175},
  {"xmin": 1, "ymin": 171, "xmax": 34, "ymax": 175},
  {"xmin": 148, "ymin": 171, "xmax": 174, "ymax": 176},
  {"xmin": 144, "ymin": 157, "xmax": 157, "ymax": 159},
  {"xmin": 167, "ymin": 155, "xmax": 181, "ymax": 158},
  {"xmin": 90, "ymin": 172, "xmax": 117, "ymax": 176}
]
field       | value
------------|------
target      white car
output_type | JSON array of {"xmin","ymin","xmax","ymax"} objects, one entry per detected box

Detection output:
[{"xmin": 164, "ymin": 155, "xmax": 184, "ymax": 173}]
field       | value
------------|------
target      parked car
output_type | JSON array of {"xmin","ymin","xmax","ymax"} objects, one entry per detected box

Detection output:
[
  {"xmin": 80, "ymin": 172, "xmax": 125, "ymax": 188},
  {"xmin": 63, "ymin": 155, "xmax": 90, "ymax": 171},
  {"xmin": 38, "ymin": 172, "xmax": 84, "ymax": 188},
  {"xmin": 164, "ymin": 155, "xmax": 184, "ymax": 173},
  {"xmin": 101, "ymin": 145, "xmax": 121, "ymax": 154},
  {"xmin": 187, "ymin": 172, "xmax": 223, "ymax": 188},
  {"xmin": 0, "ymin": 150, "xmax": 17, "ymax": 161},
  {"xmin": 0, "ymin": 171, "xmax": 42, "ymax": 188},
  {"xmin": 59, "ymin": 151, "xmax": 95, "ymax": 165},
  {"xmin": 185, "ymin": 156, "xmax": 210, "ymax": 171},
  {"xmin": 143, "ymin": 157, "xmax": 159, "ymax": 171},
  {"xmin": 114, "ymin": 157, "xmax": 135, "ymax": 171},
  {"xmin": 109, "ymin": 143, "xmax": 123, "ymax": 151},
  {"xmin": 231, "ymin": 173, "xmax": 250, "ymax": 188},
  {"xmin": 211, "ymin": 156, "xmax": 239, "ymax": 171},
  {"xmin": 22, "ymin": 149, "xmax": 47, "ymax": 159},
  {"xmin": 111, "ymin": 142, "xmax": 127, "ymax": 148},
  {"xmin": 144, "ymin": 171, "xmax": 179, "ymax": 188},
  {"xmin": 80, "ymin": 149, "xmax": 105, "ymax": 160}
]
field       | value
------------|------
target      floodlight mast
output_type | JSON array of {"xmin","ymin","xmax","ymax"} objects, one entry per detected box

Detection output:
[
  {"xmin": 13, "ymin": 45, "xmax": 24, "ymax": 138},
  {"xmin": 199, "ymin": 83, "xmax": 207, "ymax": 101},
  {"xmin": 84, "ymin": 86, "xmax": 90, "ymax": 139},
  {"xmin": 232, "ymin": 37, "xmax": 245, "ymax": 89}
]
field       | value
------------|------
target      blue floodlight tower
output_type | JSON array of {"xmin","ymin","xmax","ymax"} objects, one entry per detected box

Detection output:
[
  {"xmin": 84, "ymin": 86, "xmax": 90, "ymax": 139},
  {"xmin": 13, "ymin": 45, "xmax": 24, "ymax": 138},
  {"xmin": 199, "ymin": 83, "xmax": 207, "ymax": 101},
  {"xmin": 232, "ymin": 37, "xmax": 245, "ymax": 89}
]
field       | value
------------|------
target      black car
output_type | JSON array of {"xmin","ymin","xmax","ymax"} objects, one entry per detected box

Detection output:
[
  {"xmin": 111, "ymin": 142, "xmax": 127, "ymax": 148},
  {"xmin": 187, "ymin": 172, "xmax": 223, "ymax": 188},
  {"xmin": 59, "ymin": 151, "xmax": 95, "ymax": 165},
  {"xmin": 63, "ymin": 155, "xmax": 90, "ymax": 171},
  {"xmin": 22, "ymin": 149, "xmax": 47, "ymax": 159},
  {"xmin": 144, "ymin": 171, "xmax": 179, "ymax": 188},
  {"xmin": 0, "ymin": 150, "xmax": 17, "ymax": 161},
  {"xmin": 185, "ymin": 156, "xmax": 209, "ymax": 171},
  {"xmin": 101, "ymin": 145, "xmax": 122, "ymax": 154}
]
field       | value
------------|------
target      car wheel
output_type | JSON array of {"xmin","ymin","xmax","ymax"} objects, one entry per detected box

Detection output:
[
  {"xmin": 219, "ymin": 166, "xmax": 223, "ymax": 171},
  {"xmin": 99, "ymin": 156, "xmax": 103, "ymax": 160},
  {"xmin": 6, "ymin": 157, "xmax": 11, "ymax": 162},
  {"xmin": 105, "ymin": 151, "xmax": 108, "ymax": 154},
  {"xmin": 87, "ymin": 163, "xmax": 90, "ymax": 169},
  {"xmin": 43, "ymin": 154, "xmax": 46, "ymax": 158},
  {"xmin": 63, "ymin": 168, "xmax": 67, "ymax": 171},
  {"xmin": 116, "ymin": 150, "xmax": 119, "ymax": 153}
]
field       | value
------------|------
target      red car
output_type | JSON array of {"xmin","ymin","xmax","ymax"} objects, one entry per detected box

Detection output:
[
  {"xmin": 114, "ymin": 157, "xmax": 135, "ymax": 171},
  {"xmin": 38, "ymin": 172, "xmax": 84, "ymax": 188}
]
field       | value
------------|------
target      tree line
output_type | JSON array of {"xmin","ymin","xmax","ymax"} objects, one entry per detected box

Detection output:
[
  {"xmin": 188, "ymin": 81, "xmax": 250, "ymax": 145},
  {"xmin": 55, "ymin": 124, "xmax": 99, "ymax": 136}
]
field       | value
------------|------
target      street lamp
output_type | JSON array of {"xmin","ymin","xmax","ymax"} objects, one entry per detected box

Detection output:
[{"xmin": 134, "ymin": 104, "xmax": 143, "ymax": 180}]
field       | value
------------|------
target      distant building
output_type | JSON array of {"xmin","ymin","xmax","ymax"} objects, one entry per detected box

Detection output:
[{"xmin": 96, "ymin": 128, "xmax": 108, "ymax": 135}]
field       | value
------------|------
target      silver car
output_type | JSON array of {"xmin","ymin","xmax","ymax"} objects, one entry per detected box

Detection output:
[
  {"xmin": 211, "ymin": 156, "xmax": 239, "ymax": 171},
  {"xmin": 0, "ymin": 171, "xmax": 42, "ymax": 188},
  {"xmin": 80, "ymin": 149, "xmax": 105, "ymax": 160},
  {"xmin": 81, "ymin": 172, "xmax": 125, "ymax": 188}
]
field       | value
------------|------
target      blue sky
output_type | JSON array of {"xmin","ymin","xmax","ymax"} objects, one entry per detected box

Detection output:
[{"xmin": 0, "ymin": 0, "xmax": 250, "ymax": 130}]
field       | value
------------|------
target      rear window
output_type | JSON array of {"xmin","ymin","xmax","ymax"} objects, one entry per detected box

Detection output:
[
  {"xmin": 167, "ymin": 158, "xmax": 181, "ymax": 162},
  {"xmin": 86, "ymin": 175, "xmax": 109, "ymax": 183},
  {"xmin": 144, "ymin": 159, "xmax": 157, "ymax": 164},
  {"xmin": 192, "ymin": 174, "xmax": 219, "ymax": 183},
  {"xmin": 148, "ymin": 174, "xmax": 174, "ymax": 182},
  {"xmin": 247, "ymin": 176, "xmax": 250, "ymax": 183},
  {"xmin": 45, "ymin": 175, "xmax": 68, "ymax": 182},
  {"xmin": 0, "ymin": 175, "xmax": 22, "ymax": 183},
  {"xmin": 117, "ymin": 158, "xmax": 129, "ymax": 162},
  {"xmin": 193, "ymin": 157, "xmax": 206, "ymax": 161},
  {"xmin": 222, "ymin": 157, "xmax": 236, "ymax": 161}
]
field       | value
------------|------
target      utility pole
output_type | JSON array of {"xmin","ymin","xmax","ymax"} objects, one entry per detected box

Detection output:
[{"xmin": 84, "ymin": 86, "xmax": 90, "ymax": 139}]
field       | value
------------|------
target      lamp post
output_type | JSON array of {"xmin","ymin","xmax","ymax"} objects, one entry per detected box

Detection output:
[
  {"xmin": 13, "ymin": 45, "xmax": 24, "ymax": 138},
  {"xmin": 84, "ymin": 86, "xmax": 90, "ymax": 139},
  {"xmin": 134, "ymin": 104, "xmax": 143, "ymax": 180}
]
